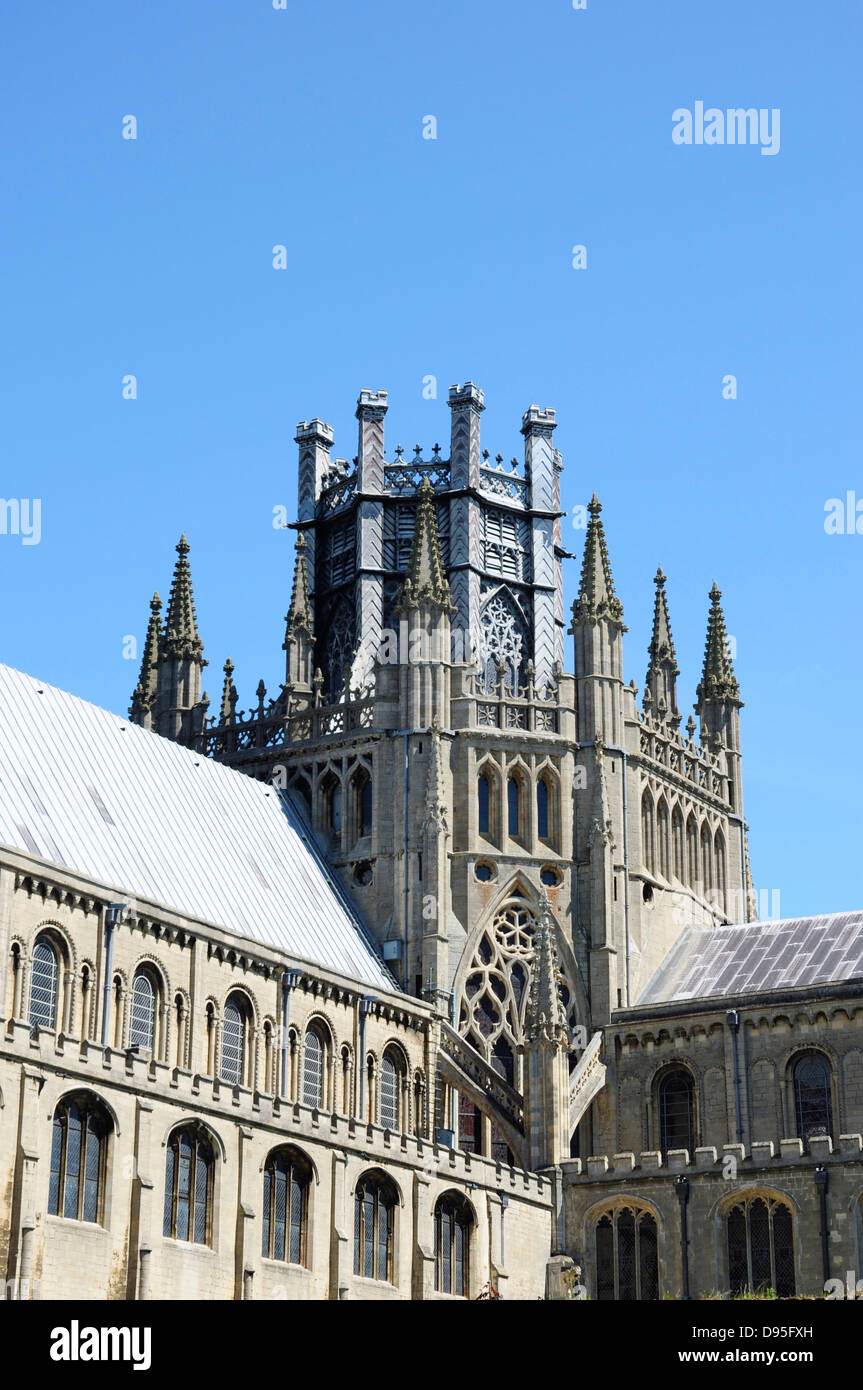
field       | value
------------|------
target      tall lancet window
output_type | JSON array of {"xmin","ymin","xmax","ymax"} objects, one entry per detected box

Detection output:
[
  {"xmin": 507, "ymin": 777, "xmax": 520, "ymax": 838},
  {"xmin": 478, "ymin": 774, "xmax": 490, "ymax": 835},
  {"xmin": 537, "ymin": 779, "xmax": 549, "ymax": 840}
]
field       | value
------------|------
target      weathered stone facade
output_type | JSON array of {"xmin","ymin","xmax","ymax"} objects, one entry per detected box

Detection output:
[{"xmin": 0, "ymin": 854, "xmax": 552, "ymax": 1301}]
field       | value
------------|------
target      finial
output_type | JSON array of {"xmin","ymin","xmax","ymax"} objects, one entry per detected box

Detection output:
[{"xmin": 654, "ymin": 566, "xmax": 666, "ymax": 586}]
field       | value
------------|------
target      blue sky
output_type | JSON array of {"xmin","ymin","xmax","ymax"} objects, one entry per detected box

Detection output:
[{"xmin": 1, "ymin": 0, "xmax": 860, "ymax": 917}]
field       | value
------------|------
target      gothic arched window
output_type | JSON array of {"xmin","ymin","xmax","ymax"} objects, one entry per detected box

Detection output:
[
  {"xmin": 714, "ymin": 830, "xmax": 727, "ymax": 915},
  {"xmin": 49, "ymin": 1095, "xmax": 111, "ymax": 1224},
  {"xmin": 537, "ymin": 777, "xmax": 549, "ymax": 841},
  {"xmin": 435, "ymin": 1193, "xmax": 473, "ymax": 1296},
  {"xmin": 672, "ymin": 806, "xmax": 685, "ymax": 881},
  {"xmin": 686, "ymin": 813, "xmax": 698, "ymax": 885},
  {"xmin": 129, "ymin": 969, "xmax": 157, "ymax": 1052},
  {"xmin": 641, "ymin": 791, "xmax": 655, "ymax": 875},
  {"xmin": 303, "ymin": 1025, "xmax": 327, "ymax": 1110},
  {"xmin": 30, "ymin": 936, "xmax": 60, "ymax": 1033},
  {"xmin": 478, "ymin": 774, "xmax": 490, "ymax": 835},
  {"xmin": 700, "ymin": 823, "xmax": 713, "ymax": 894},
  {"xmin": 793, "ymin": 1054, "xmax": 833, "ymax": 1145},
  {"xmin": 657, "ymin": 798, "xmax": 670, "ymax": 879},
  {"xmin": 380, "ymin": 1046, "xmax": 406, "ymax": 1131},
  {"xmin": 322, "ymin": 596, "xmax": 355, "ymax": 696},
  {"xmin": 220, "ymin": 993, "xmax": 250, "ymax": 1087},
  {"xmin": 657, "ymin": 1068, "xmax": 695, "ymax": 1157},
  {"xmin": 320, "ymin": 771, "xmax": 342, "ymax": 836},
  {"xmin": 262, "ymin": 1147, "xmax": 312, "ymax": 1264},
  {"xmin": 359, "ymin": 772, "xmax": 372, "ymax": 839},
  {"xmin": 163, "ymin": 1126, "xmax": 213, "ymax": 1245},
  {"xmin": 507, "ymin": 777, "xmax": 520, "ymax": 838},
  {"xmin": 457, "ymin": 899, "xmax": 579, "ymax": 1095},
  {"xmin": 354, "ymin": 1172, "xmax": 397, "ymax": 1282},
  {"xmin": 726, "ymin": 1195, "xmax": 795, "ymax": 1297},
  {"xmin": 479, "ymin": 590, "xmax": 530, "ymax": 694},
  {"xmin": 595, "ymin": 1206, "xmax": 659, "ymax": 1300}
]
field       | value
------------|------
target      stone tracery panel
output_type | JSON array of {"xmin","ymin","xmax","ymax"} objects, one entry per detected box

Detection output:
[{"xmin": 457, "ymin": 899, "xmax": 578, "ymax": 1092}]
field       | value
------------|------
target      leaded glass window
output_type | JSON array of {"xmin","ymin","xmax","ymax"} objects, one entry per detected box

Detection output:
[
  {"xmin": 354, "ymin": 1174, "xmax": 395, "ymax": 1282},
  {"xmin": 220, "ymin": 994, "xmax": 247, "ymax": 1086},
  {"xmin": 129, "ymin": 971, "xmax": 156, "ymax": 1051},
  {"xmin": 262, "ymin": 1148, "xmax": 311, "ymax": 1264},
  {"xmin": 726, "ymin": 1196, "xmax": 795, "ymax": 1297},
  {"xmin": 595, "ymin": 1206, "xmax": 659, "ymax": 1300},
  {"xmin": 49, "ymin": 1096, "xmax": 110, "ymax": 1224},
  {"xmin": 435, "ymin": 1193, "xmax": 473, "ymax": 1296},
  {"xmin": 658, "ymin": 1069, "xmax": 695, "ymax": 1157},
  {"xmin": 793, "ymin": 1054, "xmax": 833, "ymax": 1144},
  {"xmin": 380, "ymin": 1047, "xmax": 403, "ymax": 1131},
  {"xmin": 30, "ymin": 937, "xmax": 59, "ymax": 1033},
  {"xmin": 163, "ymin": 1126, "xmax": 213, "ymax": 1245},
  {"xmin": 303, "ymin": 1027, "xmax": 325, "ymax": 1110}
]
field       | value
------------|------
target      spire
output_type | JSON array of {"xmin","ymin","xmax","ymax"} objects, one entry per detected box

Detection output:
[
  {"xmin": 220, "ymin": 658, "xmax": 237, "ymax": 723},
  {"xmin": 163, "ymin": 534, "xmax": 204, "ymax": 660},
  {"xmin": 129, "ymin": 591, "xmax": 162, "ymax": 724},
  {"xmin": 697, "ymin": 581, "xmax": 739, "ymax": 705},
  {"xmin": 645, "ymin": 567, "xmax": 680, "ymax": 724},
  {"xmin": 525, "ymin": 894, "xmax": 569, "ymax": 1047},
  {"xmin": 394, "ymin": 477, "xmax": 456, "ymax": 614},
  {"xmin": 284, "ymin": 532, "xmax": 314, "ymax": 640},
  {"xmin": 572, "ymin": 495, "xmax": 625, "ymax": 629}
]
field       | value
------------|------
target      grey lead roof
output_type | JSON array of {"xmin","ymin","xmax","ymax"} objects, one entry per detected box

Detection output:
[
  {"xmin": 0, "ymin": 663, "xmax": 394, "ymax": 991},
  {"xmin": 637, "ymin": 911, "xmax": 863, "ymax": 1007}
]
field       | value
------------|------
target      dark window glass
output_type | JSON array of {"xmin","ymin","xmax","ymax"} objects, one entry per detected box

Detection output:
[
  {"xmin": 262, "ymin": 1149, "xmax": 310, "ymax": 1265},
  {"xmin": 658, "ymin": 1070, "xmax": 694, "ymax": 1157},
  {"xmin": 594, "ymin": 1207, "xmax": 659, "ymax": 1300},
  {"xmin": 360, "ymin": 777, "xmax": 373, "ymax": 838},
  {"xmin": 726, "ymin": 1197, "xmax": 796, "ymax": 1297},
  {"xmin": 354, "ymin": 1176, "xmax": 395, "ymax": 1282},
  {"xmin": 507, "ymin": 778, "xmax": 519, "ymax": 837},
  {"xmin": 478, "ymin": 775, "xmax": 490, "ymax": 834},
  {"xmin": 48, "ymin": 1096, "xmax": 108, "ymax": 1224},
  {"xmin": 163, "ymin": 1127, "xmax": 212, "ymax": 1245},
  {"xmin": 435, "ymin": 1195, "xmax": 472, "ymax": 1296},
  {"xmin": 537, "ymin": 779, "xmax": 549, "ymax": 839},
  {"xmin": 793, "ymin": 1055, "xmax": 833, "ymax": 1144}
]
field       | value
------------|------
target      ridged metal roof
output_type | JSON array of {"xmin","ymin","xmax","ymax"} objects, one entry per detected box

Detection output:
[
  {"xmin": 0, "ymin": 664, "xmax": 393, "ymax": 990},
  {"xmin": 637, "ymin": 911, "xmax": 863, "ymax": 1006}
]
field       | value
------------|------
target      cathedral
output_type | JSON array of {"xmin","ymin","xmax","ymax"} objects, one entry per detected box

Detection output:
[{"xmin": 2, "ymin": 381, "xmax": 863, "ymax": 1301}]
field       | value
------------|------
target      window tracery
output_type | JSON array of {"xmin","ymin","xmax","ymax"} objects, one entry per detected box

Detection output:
[{"xmin": 456, "ymin": 900, "xmax": 578, "ymax": 1091}]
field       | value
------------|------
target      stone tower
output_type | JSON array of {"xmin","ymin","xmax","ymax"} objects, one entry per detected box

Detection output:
[{"xmin": 130, "ymin": 382, "xmax": 753, "ymax": 1152}]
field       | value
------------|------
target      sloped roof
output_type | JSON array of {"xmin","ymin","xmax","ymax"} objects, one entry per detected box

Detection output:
[
  {"xmin": 0, "ymin": 664, "xmax": 393, "ymax": 991},
  {"xmin": 637, "ymin": 911, "xmax": 863, "ymax": 1007}
]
